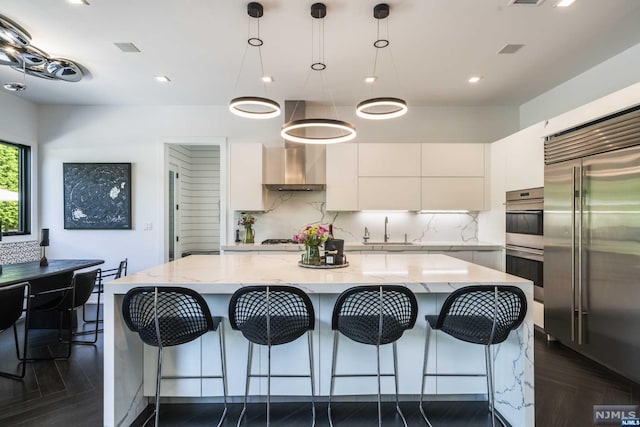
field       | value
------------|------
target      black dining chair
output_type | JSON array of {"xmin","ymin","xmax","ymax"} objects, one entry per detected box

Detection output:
[
  {"xmin": 0, "ymin": 282, "xmax": 31, "ymax": 380},
  {"xmin": 328, "ymin": 285, "xmax": 418, "ymax": 427},
  {"xmin": 229, "ymin": 285, "xmax": 316, "ymax": 427},
  {"xmin": 83, "ymin": 258, "xmax": 127, "ymax": 326},
  {"xmin": 122, "ymin": 286, "xmax": 227, "ymax": 427},
  {"xmin": 27, "ymin": 268, "xmax": 100, "ymax": 360},
  {"xmin": 419, "ymin": 285, "xmax": 527, "ymax": 427}
]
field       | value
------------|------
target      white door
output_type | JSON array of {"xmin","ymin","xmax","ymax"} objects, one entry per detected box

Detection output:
[{"xmin": 168, "ymin": 163, "xmax": 181, "ymax": 261}]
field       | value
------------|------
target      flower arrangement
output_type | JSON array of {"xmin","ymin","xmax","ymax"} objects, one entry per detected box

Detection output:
[
  {"xmin": 293, "ymin": 224, "xmax": 330, "ymax": 247},
  {"xmin": 238, "ymin": 214, "xmax": 256, "ymax": 227}
]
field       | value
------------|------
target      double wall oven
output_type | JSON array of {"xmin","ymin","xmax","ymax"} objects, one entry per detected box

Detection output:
[{"xmin": 505, "ymin": 187, "xmax": 544, "ymax": 302}]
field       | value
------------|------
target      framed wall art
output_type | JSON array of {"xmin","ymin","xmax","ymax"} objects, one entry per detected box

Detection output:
[{"xmin": 63, "ymin": 162, "xmax": 132, "ymax": 229}]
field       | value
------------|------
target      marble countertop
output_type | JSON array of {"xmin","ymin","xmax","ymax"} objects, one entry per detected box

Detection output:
[
  {"xmin": 109, "ymin": 253, "xmax": 528, "ymax": 295},
  {"xmin": 222, "ymin": 241, "xmax": 503, "ymax": 252}
]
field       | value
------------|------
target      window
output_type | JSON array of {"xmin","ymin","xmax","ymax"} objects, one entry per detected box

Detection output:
[{"xmin": 0, "ymin": 140, "xmax": 30, "ymax": 236}]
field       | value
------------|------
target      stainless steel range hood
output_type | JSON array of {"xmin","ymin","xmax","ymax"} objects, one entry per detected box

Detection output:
[{"xmin": 264, "ymin": 100, "xmax": 326, "ymax": 191}]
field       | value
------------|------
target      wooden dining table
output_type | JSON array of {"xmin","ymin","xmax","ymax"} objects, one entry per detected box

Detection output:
[{"xmin": 0, "ymin": 259, "xmax": 104, "ymax": 328}]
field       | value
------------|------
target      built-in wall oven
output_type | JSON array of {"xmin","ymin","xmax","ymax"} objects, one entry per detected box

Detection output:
[{"xmin": 505, "ymin": 187, "xmax": 544, "ymax": 302}]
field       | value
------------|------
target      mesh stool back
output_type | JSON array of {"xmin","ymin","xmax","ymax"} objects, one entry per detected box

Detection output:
[
  {"xmin": 123, "ymin": 286, "xmax": 214, "ymax": 347},
  {"xmin": 328, "ymin": 285, "xmax": 418, "ymax": 427},
  {"xmin": 419, "ymin": 285, "xmax": 527, "ymax": 427},
  {"xmin": 430, "ymin": 285, "xmax": 527, "ymax": 345},
  {"xmin": 122, "ymin": 287, "xmax": 227, "ymax": 427},
  {"xmin": 229, "ymin": 285, "xmax": 316, "ymax": 427},
  {"xmin": 229, "ymin": 285, "xmax": 315, "ymax": 345},
  {"xmin": 332, "ymin": 285, "xmax": 418, "ymax": 345}
]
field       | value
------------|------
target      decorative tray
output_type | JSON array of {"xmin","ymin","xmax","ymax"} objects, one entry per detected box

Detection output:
[{"xmin": 298, "ymin": 261, "xmax": 349, "ymax": 269}]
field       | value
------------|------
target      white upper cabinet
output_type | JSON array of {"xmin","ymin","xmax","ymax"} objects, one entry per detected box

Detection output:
[
  {"xmin": 358, "ymin": 143, "xmax": 421, "ymax": 176},
  {"xmin": 504, "ymin": 123, "xmax": 545, "ymax": 191},
  {"xmin": 421, "ymin": 143, "xmax": 484, "ymax": 176},
  {"xmin": 421, "ymin": 177, "xmax": 485, "ymax": 211},
  {"xmin": 359, "ymin": 177, "xmax": 421, "ymax": 211},
  {"xmin": 229, "ymin": 143, "xmax": 267, "ymax": 211},
  {"xmin": 326, "ymin": 144, "xmax": 358, "ymax": 211}
]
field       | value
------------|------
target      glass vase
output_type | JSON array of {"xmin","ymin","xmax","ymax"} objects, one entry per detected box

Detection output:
[
  {"xmin": 243, "ymin": 224, "xmax": 255, "ymax": 244},
  {"xmin": 303, "ymin": 244, "xmax": 322, "ymax": 266}
]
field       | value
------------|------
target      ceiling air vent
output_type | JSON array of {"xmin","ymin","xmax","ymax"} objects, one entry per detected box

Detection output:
[
  {"xmin": 508, "ymin": 0, "xmax": 545, "ymax": 5},
  {"xmin": 114, "ymin": 42, "xmax": 140, "ymax": 53},
  {"xmin": 498, "ymin": 44, "xmax": 525, "ymax": 54}
]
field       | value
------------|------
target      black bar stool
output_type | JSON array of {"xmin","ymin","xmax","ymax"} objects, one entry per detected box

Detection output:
[
  {"xmin": 229, "ymin": 285, "xmax": 316, "ymax": 427},
  {"xmin": 122, "ymin": 286, "xmax": 227, "ymax": 427},
  {"xmin": 328, "ymin": 285, "xmax": 418, "ymax": 427},
  {"xmin": 419, "ymin": 285, "xmax": 527, "ymax": 427}
]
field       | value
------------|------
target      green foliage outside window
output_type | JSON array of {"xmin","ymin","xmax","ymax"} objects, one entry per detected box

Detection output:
[{"xmin": 0, "ymin": 142, "xmax": 19, "ymax": 232}]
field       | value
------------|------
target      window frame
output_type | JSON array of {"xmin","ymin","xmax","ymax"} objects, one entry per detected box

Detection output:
[{"xmin": 0, "ymin": 140, "xmax": 31, "ymax": 237}]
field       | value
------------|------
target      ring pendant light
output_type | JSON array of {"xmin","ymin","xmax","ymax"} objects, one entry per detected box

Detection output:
[
  {"xmin": 281, "ymin": 3, "xmax": 356, "ymax": 144},
  {"xmin": 356, "ymin": 3, "xmax": 408, "ymax": 120},
  {"xmin": 229, "ymin": 2, "xmax": 281, "ymax": 119}
]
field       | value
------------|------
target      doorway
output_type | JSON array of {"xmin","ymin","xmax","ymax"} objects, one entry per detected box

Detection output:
[{"xmin": 164, "ymin": 140, "xmax": 226, "ymax": 261}]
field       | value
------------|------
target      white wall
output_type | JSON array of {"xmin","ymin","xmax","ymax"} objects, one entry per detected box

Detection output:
[
  {"xmin": 520, "ymin": 43, "xmax": 640, "ymax": 129},
  {"xmin": 0, "ymin": 91, "xmax": 39, "ymax": 243},
  {"xmin": 35, "ymin": 104, "xmax": 516, "ymax": 272}
]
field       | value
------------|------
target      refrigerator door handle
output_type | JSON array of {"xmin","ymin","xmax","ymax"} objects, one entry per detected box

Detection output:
[
  {"xmin": 577, "ymin": 163, "xmax": 584, "ymax": 346},
  {"xmin": 571, "ymin": 166, "xmax": 577, "ymax": 343}
]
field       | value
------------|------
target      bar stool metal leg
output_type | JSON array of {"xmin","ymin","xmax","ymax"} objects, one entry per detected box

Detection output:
[
  {"xmin": 392, "ymin": 341, "xmax": 408, "ymax": 427},
  {"xmin": 237, "ymin": 341, "xmax": 253, "ymax": 427},
  {"xmin": 308, "ymin": 331, "xmax": 316, "ymax": 427},
  {"xmin": 419, "ymin": 325, "xmax": 433, "ymax": 427},
  {"xmin": 327, "ymin": 330, "xmax": 339, "ymax": 427},
  {"xmin": 267, "ymin": 342, "xmax": 272, "ymax": 427},
  {"xmin": 217, "ymin": 321, "xmax": 228, "ymax": 427},
  {"xmin": 376, "ymin": 341, "xmax": 382, "ymax": 427}
]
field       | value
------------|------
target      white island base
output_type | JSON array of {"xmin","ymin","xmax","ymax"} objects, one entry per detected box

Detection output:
[{"xmin": 104, "ymin": 254, "xmax": 534, "ymax": 426}]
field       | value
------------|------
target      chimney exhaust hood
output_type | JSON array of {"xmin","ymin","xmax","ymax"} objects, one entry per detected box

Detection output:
[{"xmin": 265, "ymin": 100, "xmax": 326, "ymax": 191}]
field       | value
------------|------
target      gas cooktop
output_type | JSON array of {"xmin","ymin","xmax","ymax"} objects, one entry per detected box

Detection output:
[{"xmin": 261, "ymin": 239, "xmax": 296, "ymax": 245}]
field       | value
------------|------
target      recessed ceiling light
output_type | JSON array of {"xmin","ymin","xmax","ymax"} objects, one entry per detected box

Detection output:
[
  {"xmin": 68, "ymin": 0, "xmax": 90, "ymax": 5},
  {"xmin": 261, "ymin": 76, "xmax": 273, "ymax": 83},
  {"xmin": 365, "ymin": 76, "xmax": 377, "ymax": 84},
  {"xmin": 155, "ymin": 75, "xmax": 171, "ymax": 83},
  {"xmin": 556, "ymin": 0, "xmax": 576, "ymax": 7},
  {"xmin": 468, "ymin": 76, "xmax": 482, "ymax": 83}
]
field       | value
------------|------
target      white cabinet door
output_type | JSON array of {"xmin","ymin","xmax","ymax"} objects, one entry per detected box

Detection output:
[
  {"xmin": 358, "ymin": 177, "xmax": 421, "ymax": 211},
  {"xmin": 229, "ymin": 143, "xmax": 266, "ymax": 211},
  {"xmin": 421, "ymin": 143, "xmax": 485, "ymax": 177},
  {"xmin": 505, "ymin": 123, "xmax": 544, "ymax": 191},
  {"xmin": 326, "ymin": 144, "xmax": 358, "ymax": 211},
  {"xmin": 421, "ymin": 177, "xmax": 484, "ymax": 211},
  {"xmin": 358, "ymin": 143, "xmax": 421, "ymax": 177}
]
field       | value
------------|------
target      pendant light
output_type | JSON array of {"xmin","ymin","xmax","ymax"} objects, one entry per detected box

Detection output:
[
  {"xmin": 229, "ymin": 2, "xmax": 281, "ymax": 119},
  {"xmin": 280, "ymin": 3, "xmax": 356, "ymax": 144},
  {"xmin": 356, "ymin": 4, "xmax": 407, "ymax": 120},
  {"xmin": 3, "ymin": 59, "xmax": 27, "ymax": 91}
]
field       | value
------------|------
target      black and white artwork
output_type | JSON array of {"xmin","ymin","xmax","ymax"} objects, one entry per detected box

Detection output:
[{"xmin": 63, "ymin": 163, "xmax": 132, "ymax": 229}]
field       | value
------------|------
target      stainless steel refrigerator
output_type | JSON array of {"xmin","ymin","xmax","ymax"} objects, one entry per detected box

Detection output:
[{"xmin": 544, "ymin": 106, "xmax": 640, "ymax": 384}]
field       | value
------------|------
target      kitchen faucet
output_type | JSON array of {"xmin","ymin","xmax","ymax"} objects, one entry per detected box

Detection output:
[
  {"xmin": 363, "ymin": 226, "xmax": 370, "ymax": 242},
  {"xmin": 384, "ymin": 216, "xmax": 390, "ymax": 242}
]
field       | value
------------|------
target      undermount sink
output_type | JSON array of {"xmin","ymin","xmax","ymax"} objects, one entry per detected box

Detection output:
[{"xmin": 363, "ymin": 241, "xmax": 413, "ymax": 245}]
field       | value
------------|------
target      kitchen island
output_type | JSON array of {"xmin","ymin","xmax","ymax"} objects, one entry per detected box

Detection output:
[{"xmin": 104, "ymin": 253, "xmax": 533, "ymax": 426}]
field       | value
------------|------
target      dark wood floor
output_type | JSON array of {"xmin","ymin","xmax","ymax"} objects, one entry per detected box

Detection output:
[{"xmin": 0, "ymin": 313, "xmax": 638, "ymax": 426}]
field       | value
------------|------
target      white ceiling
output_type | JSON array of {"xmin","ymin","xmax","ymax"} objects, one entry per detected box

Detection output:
[{"xmin": 1, "ymin": 0, "xmax": 640, "ymax": 108}]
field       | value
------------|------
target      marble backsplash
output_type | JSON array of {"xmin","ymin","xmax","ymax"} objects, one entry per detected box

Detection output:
[{"xmin": 233, "ymin": 191, "xmax": 478, "ymax": 244}]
